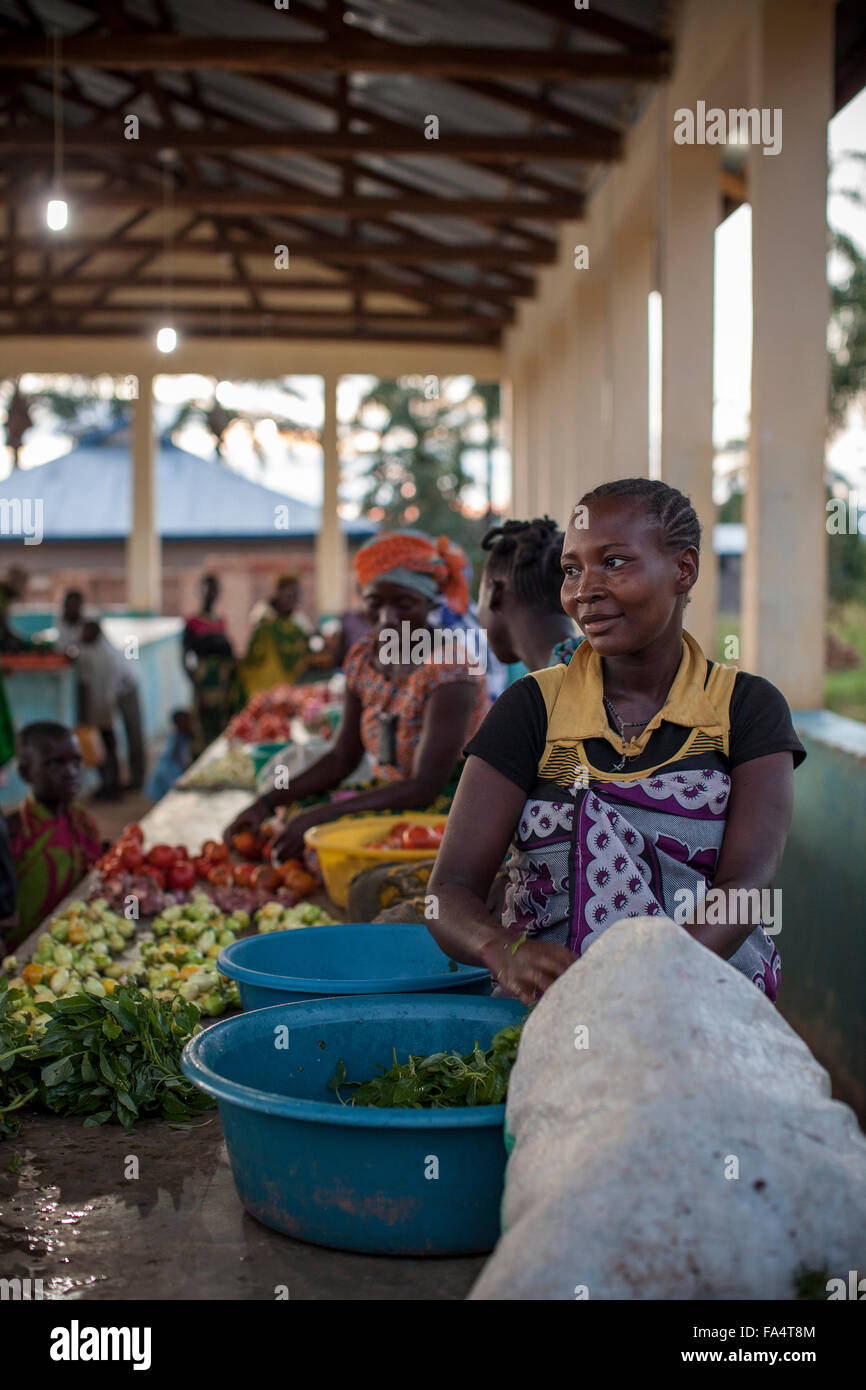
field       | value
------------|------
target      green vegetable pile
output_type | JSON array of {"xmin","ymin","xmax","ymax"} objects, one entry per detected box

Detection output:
[
  {"xmin": 0, "ymin": 976, "xmax": 213, "ymax": 1139},
  {"xmin": 329, "ymin": 1022, "xmax": 523, "ymax": 1109},
  {"xmin": 255, "ymin": 901, "xmax": 338, "ymax": 933}
]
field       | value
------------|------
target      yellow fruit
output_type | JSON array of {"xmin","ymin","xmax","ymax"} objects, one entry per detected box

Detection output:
[
  {"xmin": 22, "ymin": 962, "xmax": 44, "ymax": 986},
  {"xmin": 68, "ymin": 924, "xmax": 88, "ymax": 944},
  {"xmin": 102, "ymin": 979, "xmax": 116, "ymax": 995},
  {"xmin": 179, "ymin": 965, "xmax": 199, "ymax": 980}
]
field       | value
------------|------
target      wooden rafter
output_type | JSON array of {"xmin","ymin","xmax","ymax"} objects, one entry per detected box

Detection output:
[
  {"xmin": 6, "ymin": 187, "xmax": 584, "ymax": 219},
  {"xmin": 0, "ymin": 35, "xmax": 672, "ymax": 81},
  {"xmin": 0, "ymin": 127, "xmax": 613, "ymax": 161},
  {"xmin": 1, "ymin": 236, "xmax": 555, "ymax": 265}
]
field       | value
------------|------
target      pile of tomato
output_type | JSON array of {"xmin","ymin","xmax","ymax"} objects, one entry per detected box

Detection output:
[
  {"xmin": 364, "ymin": 821, "xmax": 446, "ymax": 852},
  {"xmin": 96, "ymin": 824, "xmax": 318, "ymax": 901}
]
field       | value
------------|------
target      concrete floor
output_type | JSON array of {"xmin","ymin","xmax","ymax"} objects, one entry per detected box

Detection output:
[{"xmin": 0, "ymin": 1113, "xmax": 485, "ymax": 1300}]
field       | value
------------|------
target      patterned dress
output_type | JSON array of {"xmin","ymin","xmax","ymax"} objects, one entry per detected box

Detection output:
[
  {"xmin": 344, "ymin": 630, "xmax": 490, "ymax": 785},
  {"xmin": 9, "ymin": 797, "xmax": 102, "ymax": 944},
  {"xmin": 465, "ymin": 632, "xmax": 806, "ymax": 1002}
]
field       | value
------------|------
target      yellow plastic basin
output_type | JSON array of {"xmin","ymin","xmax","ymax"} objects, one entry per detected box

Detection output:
[{"xmin": 303, "ymin": 813, "xmax": 446, "ymax": 908}]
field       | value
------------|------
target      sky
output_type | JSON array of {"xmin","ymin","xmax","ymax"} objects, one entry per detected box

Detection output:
[{"xmin": 3, "ymin": 86, "xmax": 866, "ymax": 513}]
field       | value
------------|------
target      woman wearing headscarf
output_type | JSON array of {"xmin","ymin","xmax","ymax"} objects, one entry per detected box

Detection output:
[{"xmin": 223, "ymin": 531, "xmax": 491, "ymax": 863}]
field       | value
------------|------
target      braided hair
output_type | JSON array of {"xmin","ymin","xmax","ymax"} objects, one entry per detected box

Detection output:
[
  {"xmin": 577, "ymin": 478, "xmax": 701, "ymax": 554},
  {"xmin": 481, "ymin": 516, "xmax": 566, "ymax": 613}
]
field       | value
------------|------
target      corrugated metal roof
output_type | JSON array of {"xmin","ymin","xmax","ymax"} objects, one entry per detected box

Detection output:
[{"xmin": 0, "ymin": 441, "xmax": 375, "ymax": 542}]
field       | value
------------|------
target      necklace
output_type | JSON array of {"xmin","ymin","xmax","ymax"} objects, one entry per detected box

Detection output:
[{"xmin": 602, "ymin": 695, "xmax": 661, "ymax": 772}]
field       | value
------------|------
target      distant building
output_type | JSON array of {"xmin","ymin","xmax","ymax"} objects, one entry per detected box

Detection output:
[
  {"xmin": 0, "ymin": 434, "xmax": 375, "ymax": 644},
  {"xmin": 714, "ymin": 522, "xmax": 746, "ymax": 613}
]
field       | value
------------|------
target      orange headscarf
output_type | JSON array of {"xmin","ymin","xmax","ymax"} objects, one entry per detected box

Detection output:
[{"xmin": 354, "ymin": 532, "xmax": 470, "ymax": 614}]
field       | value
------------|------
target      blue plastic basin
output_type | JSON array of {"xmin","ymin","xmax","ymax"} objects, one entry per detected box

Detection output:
[
  {"xmin": 181, "ymin": 993, "xmax": 525, "ymax": 1254},
  {"xmin": 217, "ymin": 922, "xmax": 491, "ymax": 1010}
]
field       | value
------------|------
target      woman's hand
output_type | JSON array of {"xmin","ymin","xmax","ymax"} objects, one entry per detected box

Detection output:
[
  {"xmin": 480, "ymin": 932, "xmax": 577, "ymax": 1005},
  {"xmin": 223, "ymin": 797, "xmax": 270, "ymax": 846},
  {"xmin": 270, "ymin": 810, "xmax": 319, "ymax": 864}
]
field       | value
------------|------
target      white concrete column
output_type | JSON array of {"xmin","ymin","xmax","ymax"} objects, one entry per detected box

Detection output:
[
  {"xmin": 509, "ymin": 364, "xmax": 530, "ymax": 516},
  {"xmin": 742, "ymin": 0, "xmax": 833, "ymax": 707},
  {"xmin": 661, "ymin": 140, "xmax": 719, "ymax": 656},
  {"xmin": 523, "ymin": 355, "xmax": 542, "ymax": 516},
  {"xmin": 573, "ymin": 277, "xmax": 613, "ymax": 498},
  {"xmin": 611, "ymin": 224, "xmax": 652, "ymax": 479},
  {"xmin": 538, "ymin": 325, "xmax": 566, "ymax": 520},
  {"xmin": 127, "ymin": 372, "xmax": 161, "ymax": 613},
  {"xmin": 315, "ymin": 369, "xmax": 346, "ymax": 614}
]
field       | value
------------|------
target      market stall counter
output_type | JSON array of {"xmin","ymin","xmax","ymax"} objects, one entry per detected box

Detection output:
[{"xmin": 1, "ymin": 774, "xmax": 484, "ymax": 1300}]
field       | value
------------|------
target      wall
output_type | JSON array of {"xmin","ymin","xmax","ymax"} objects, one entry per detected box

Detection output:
[
  {"xmin": 776, "ymin": 711, "xmax": 866, "ymax": 1123},
  {"xmin": 3, "ymin": 535, "xmax": 371, "ymax": 648}
]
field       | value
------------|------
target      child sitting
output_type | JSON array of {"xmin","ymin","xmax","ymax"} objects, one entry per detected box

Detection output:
[
  {"xmin": 7, "ymin": 722, "xmax": 103, "ymax": 946},
  {"xmin": 145, "ymin": 709, "xmax": 193, "ymax": 802}
]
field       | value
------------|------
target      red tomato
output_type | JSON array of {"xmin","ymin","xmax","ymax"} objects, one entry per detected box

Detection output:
[
  {"xmin": 120, "ymin": 843, "xmax": 145, "ymax": 872},
  {"xmin": 140, "ymin": 864, "xmax": 166, "ymax": 889},
  {"xmin": 173, "ymin": 845, "xmax": 189, "ymax": 860},
  {"xmin": 207, "ymin": 864, "xmax": 232, "ymax": 886},
  {"xmin": 121, "ymin": 823, "xmax": 144, "ymax": 844},
  {"xmin": 253, "ymin": 865, "xmax": 282, "ymax": 893},
  {"xmin": 99, "ymin": 853, "xmax": 122, "ymax": 875},
  {"xmin": 192, "ymin": 856, "xmax": 212, "ymax": 880},
  {"xmin": 202, "ymin": 840, "xmax": 229, "ymax": 863},
  {"xmin": 147, "ymin": 844, "xmax": 179, "ymax": 871},
  {"xmin": 168, "ymin": 860, "xmax": 196, "ymax": 892},
  {"xmin": 232, "ymin": 831, "xmax": 261, "ymax": 860},
  {"xmin": 402, "ymin": 825, "xmax": 441, "ymax": 850},
  {"xmin": 232, "ymin": 863, "xmax": 258, "ymax": 888}
]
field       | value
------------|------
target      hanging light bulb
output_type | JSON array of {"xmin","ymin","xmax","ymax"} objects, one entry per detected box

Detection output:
[
  {"xmin": 156, "ymin": 326, "xmax": 178, "ymax": 354},
  {"xmin": 46, "ymin": 198, "xmax": 68, "ymax": 231},
  {"xmin": 47, "ymin": 34, "xmax": 68, "ymax": 232}
]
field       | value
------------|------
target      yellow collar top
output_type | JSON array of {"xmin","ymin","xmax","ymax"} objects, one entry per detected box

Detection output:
[{"xmin": 533, "ymin": 629, "xmax": 737, "ymax": 774}]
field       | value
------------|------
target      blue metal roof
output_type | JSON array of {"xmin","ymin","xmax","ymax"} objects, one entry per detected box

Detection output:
[{"xmin": 0, "ymin": 441, "xmax": 375, "ymax": 543}]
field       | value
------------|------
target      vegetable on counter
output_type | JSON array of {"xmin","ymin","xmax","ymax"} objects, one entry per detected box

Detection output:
[
  {"xmin": 254, "ymin": 901, "xmax": 339, "ymax": 933},
  {"xmin": 0, "ymin": 977, "xmax": 214, "ymax": 1138},
  {"xmin": 225, "ymin": 681, "xmax": 338, "ymax": 745},
  {"xmin": 329, "ymin": 1022, "xmax": 524, "ymax": 1110},
  {"xmin": 364, "ymin": 821, "xmax": 446, "ymax": 852},
  {"xmin": 179, "ymin": 746, "xmax": 256, "ymax": 789},
  {"xmin": 2, "ymin": 899, "xmax": 136, "ymax": 1027}
]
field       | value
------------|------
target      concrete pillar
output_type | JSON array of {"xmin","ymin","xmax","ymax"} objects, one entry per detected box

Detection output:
[
  {"xmin": 538, "ymin": 325, "xmax": 567, "ymax": 520},
  {"xmin": 507, "ymin": 369, "xmax": 530, "ymax": 516},
  {"xmin": 611, "ymin": 225, "xmax": 652, "ymax": 479},
  {"xmin": 742, "ymin": 0, "xmax": 832, "ymax": 707},
  {"xmin": 315, "ymin": 370, "xmax": 346, "ymax": 615},
  {"xmin": 523, "ymin": 356, "xmax": 542, "ymax": 516},
  {"xmin": 661, "ymin": 140, "xmax": 720, "ymax": 656},
  {"xmin": 127, "ymin": 372, "xmax": 161, "ymax": 613},
  {"xmin": 574, "ymin": 277, "xmax": 613, "ymax": 498}
]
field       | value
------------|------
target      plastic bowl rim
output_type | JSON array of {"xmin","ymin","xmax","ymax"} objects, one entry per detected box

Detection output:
[
  {"xmin": 180, "ymin": 993, "xmax": 520, "ymax": 1130},
  {"xmin": 216, "ymin": 923, "xmax": 491, "ymax": 995}
]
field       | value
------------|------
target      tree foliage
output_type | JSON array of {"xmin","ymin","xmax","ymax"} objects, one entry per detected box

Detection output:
[{"xmin": 350, "ymin": 378, "xmax": 500, "ymax": 586}]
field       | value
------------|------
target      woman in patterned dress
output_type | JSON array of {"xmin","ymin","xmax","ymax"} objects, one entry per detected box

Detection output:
[
  {"xmin": 427, "ymin": 480, "xmax": 805, "ymax": 1006},
  {"xmin": 223, "ymin": 532, "xmax": 490, "ymax": 862}
]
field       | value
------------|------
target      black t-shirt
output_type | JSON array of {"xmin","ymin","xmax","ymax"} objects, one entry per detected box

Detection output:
[{"xmin": 465, "ymin": 664, "xmax": 806, "ymax": 793}]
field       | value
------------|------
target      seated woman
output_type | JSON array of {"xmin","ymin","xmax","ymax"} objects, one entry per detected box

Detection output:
[
  {"xmin": 225, "ymin": 531, "xmax": 491, "ymax": 863},
  {"xmin": 7, "ymin": 722, "xmax": 102, "ymax": 946},
  {"xmin": 427, "ymin": 479, "xmax": 805, "ymax": 1006},
  {"xmin": 354, "ymin": 517, "xmax": 582, "ymax": 924},
  {"xmin": 238, "ymin": 573, "xmax": 312, "ymax": 700}
]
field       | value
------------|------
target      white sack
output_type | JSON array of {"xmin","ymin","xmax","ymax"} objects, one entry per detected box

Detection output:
[{"xmin": 470, "ymin": 916, "xmax": 866, "ymax": 1301}]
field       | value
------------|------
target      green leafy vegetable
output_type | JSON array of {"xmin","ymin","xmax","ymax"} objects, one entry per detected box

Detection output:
[
  {"xmin": 328, "ymin": 1022, "xmax": 523, "ymax": 1109},
  {"xmin": 0, "ymin": 977, "xmax": 214, "ymax": 1137}
]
